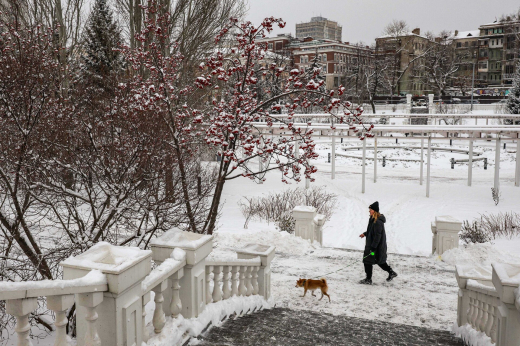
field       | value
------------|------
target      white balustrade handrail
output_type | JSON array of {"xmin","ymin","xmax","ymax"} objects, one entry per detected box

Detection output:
[
  {"xmin": 0, "ymin": 270, "xmax": 108, "ymax": 300},
  {"xmin": 465, "ymin": 279, "xmax": 500, "ymax": 344},
  {"xmin": 206, "ymin": 258, "xmax": 262, "ymax": 267},
  {"xmin": 141, "ymin": 258, "xmax": 186, "ymax": 295}
]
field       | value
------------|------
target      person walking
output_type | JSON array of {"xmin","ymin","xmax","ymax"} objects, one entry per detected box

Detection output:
[{"xmin": 358, "ymin": 201, "xmax": 397, "ymax": 285}]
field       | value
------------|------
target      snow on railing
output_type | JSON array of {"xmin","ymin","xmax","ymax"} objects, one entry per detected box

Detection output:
[
  {"xmin": 454, "ymin": 263, "xmax": 520, "ymax": 346},
  {"xmin": 0, "ymin": 233, "xmax": 275, "ymax": 346},
  {"xmin": 0, "ymin": 270, "xmax": 108, "ymax": 346}
]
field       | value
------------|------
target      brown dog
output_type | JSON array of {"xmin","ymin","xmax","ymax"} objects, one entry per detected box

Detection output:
[{"xmin": 295, "ymin": 278, "xmax": 331, "ymax": 302}]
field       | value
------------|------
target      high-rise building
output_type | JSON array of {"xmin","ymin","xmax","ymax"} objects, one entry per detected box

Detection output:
[{"xmin": 296, "ymin": 17, "xmax": 342, "ymax": 42}]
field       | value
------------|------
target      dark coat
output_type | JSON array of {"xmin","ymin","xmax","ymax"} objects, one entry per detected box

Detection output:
[{"xmin": 363, "ymin": 214, "xmax": 388, "ymax": 265}]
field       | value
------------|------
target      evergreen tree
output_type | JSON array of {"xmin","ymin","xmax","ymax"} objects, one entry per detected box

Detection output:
[
  {"xmin": 81, "ymin": 0, "xmax": 124, "ymax": 91},
  {"xmin": 506, "ymin": 62, "xmax": 520, "ymax": 116}
]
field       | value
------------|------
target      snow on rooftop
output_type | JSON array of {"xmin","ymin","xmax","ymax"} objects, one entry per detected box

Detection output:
[{"xmin": 453, "ymin": 30, "xmax": 480, "ymax": 39}]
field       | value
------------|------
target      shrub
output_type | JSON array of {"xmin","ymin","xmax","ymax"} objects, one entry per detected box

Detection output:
[
  {"xmin": 238, "ymin": 186, "xmax": 337, "ymax": 232},
  {"xmin": 460, "ymin": 212, "xmax": 520, "ymax": 244}
]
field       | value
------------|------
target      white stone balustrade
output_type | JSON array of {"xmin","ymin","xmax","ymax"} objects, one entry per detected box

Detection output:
[
  {"xmin": 0, "ymin": 234, "xmax": 275, "ymax": 346},
  {"xmin": 292, "ymin": 206, "xmax": 326, "ymax": 245},
  {"xmin": 236, "ymin": 244, "xmax": 276, "ymax": 300},
  {"xmin": 205, "ymin": 258, "xmax": 261, "ymax": 303},
  {"xmin": 150, "ymin": 229, "xmax": 213, "ymax": 319},
  {"xmin": 0, "ymin": 270, "xmax": 107, "ymax": 346},
  {"xmin": 431, "ymin": 215, "xmax": 462, "ymax": 255},
  {"xmin": 456, "ymin": 263, "xmax": 520, "ymax": 346}
]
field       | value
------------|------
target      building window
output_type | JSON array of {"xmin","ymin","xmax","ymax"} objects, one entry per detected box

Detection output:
[{"xmin": 268, "ymin": 43, "xmax": 273, "ymax": 50}]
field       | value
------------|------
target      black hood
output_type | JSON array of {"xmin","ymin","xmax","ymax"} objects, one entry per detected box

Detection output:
[{"xmin": 372, "ymin": 214, "xmax": 386, "ymax": 223}]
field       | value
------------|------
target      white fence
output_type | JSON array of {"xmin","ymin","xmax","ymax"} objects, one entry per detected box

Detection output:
[
  {"xmin": 455, "ymin": 263, "xmax": 520, "ymax": 346},
  {"xmin": 0, "ymin": 230, "xmax": 275, "ymax": 346}
]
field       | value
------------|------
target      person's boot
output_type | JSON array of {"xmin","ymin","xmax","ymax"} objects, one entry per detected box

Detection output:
[
  {"xmin": 359, "ymin": 278, "xmax": 372, "ymax": 285},
  {"xmin": 386, "ymin": 270, "xmax": 398, "ymax": 282}
]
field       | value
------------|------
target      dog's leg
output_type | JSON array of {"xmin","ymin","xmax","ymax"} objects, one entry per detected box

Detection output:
[
  {"xmin": 301, "ymin": 288, "xmax": 307, "ymax": 298},
  {"xmin": 319, "ymin": 291, "xmax": 323, "ymax": 301},
  {"xmin": 324, "ymin": 292, "xmax": 331, "ymax": 302},
  {"xmin": 311, "ymin": 290, "xmax": 316, "ymax": 297}
]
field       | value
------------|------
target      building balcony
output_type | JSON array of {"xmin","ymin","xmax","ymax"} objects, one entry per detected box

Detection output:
[
  {"xmin": 503, "ymin": 73, "xmax": 515, "ymax": 80},
  {"xmin": 478, "ymin": 68, "xmax": 488, "ymax": 72}
]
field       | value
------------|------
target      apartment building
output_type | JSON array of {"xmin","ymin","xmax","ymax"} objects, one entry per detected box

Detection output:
[
  {"xmin": 375, "ymin": 28, "xmax": 433, "ymax": 96},
  {"xmin": 295, "ymin": 16, "xmax": 342, "ymax": 42},
  {"xmin": 477, "ymin": 20, "xmax": 520, "ymax": 90},
  {"xmin": 452, "ymin": 30, "xmax": 480, "ymax": 91},
  {"xmin": 290, "ymin": 38, "xmax": 372, "ymax": 90}
]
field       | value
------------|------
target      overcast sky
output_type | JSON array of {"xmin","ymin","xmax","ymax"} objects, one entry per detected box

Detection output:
[{"xmin": 246, "ymin": 0, "xmax": 520, "ymax": 44}]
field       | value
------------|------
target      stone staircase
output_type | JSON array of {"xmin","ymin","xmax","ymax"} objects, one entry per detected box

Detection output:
[{"xmin": 195, "ymin": 307, "xmax": 464, "ymax": 346}]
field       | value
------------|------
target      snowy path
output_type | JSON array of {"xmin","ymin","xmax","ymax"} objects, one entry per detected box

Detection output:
[
  {"xmin": 196, "ymin": 308, "xmax": 464, "ymax": 346},
  {"xmin": 269, "ymin": 248, "xmax": 459, "ymax": 331}
]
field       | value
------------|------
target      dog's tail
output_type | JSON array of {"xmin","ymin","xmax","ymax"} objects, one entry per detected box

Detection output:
[{"xmin": 321, "ymin": 278, "xmax": 327, "ymax": 285}]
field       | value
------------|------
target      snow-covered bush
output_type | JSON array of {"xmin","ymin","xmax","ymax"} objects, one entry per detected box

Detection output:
[
  {"xmin": 238, "ymin": 186, "xmax": 337, "ymax": 230},
  {"xmin": 506, "ymin": 62, "xmax": 520, "ymax": 115},
  {"xmin": 460, "ymin": 212, "xmax": 520, "ymax": 244},
  {"xmin": 460, "ymin": 221, "xmax": 491, "ymax": 245}
]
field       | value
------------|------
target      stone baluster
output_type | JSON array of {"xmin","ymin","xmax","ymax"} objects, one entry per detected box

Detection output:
[
  {"xmin": 484, "ymin": 300, "xmax": 494, "ymax": 338},
  {"xmin": 231, "ymin": 266, "xmax": 239, "ymax": 296},
  {"xmin": 252, "ymin": 267, "xmax": 259, "ymax": 295},
  {"xmin": 479, "ymin": 299, "xmax": 488, "ymax": 333},
  {"xmin": 474, "ymin": 298, "xmax": 483, "ymax": 329},
  {"xmin": 142, "ymin": 292, "xmax": 151, "ymax": 343},
  {"xmin": 470, "ymin": 294, "xmax": 478, "ymax": 327},
  {"xmin": 467, "ymin": 293, "xmax": 474, "ymax": 324},
  {"xmin": 47, "ymin": 295, "xmax": 75, "ymax": 346},
  {"xmin": 245, "ymin": 266, "xmax": 253, "ymax": 296},
  {"xmin": 77, "ymin": 292, "xmax": 103, "ymax": 346},
  {"xmin": 206, "ymin": 266, "xmax": 213, "ymax": 304},
  {"xmin": 490, "ymin": 305, "xmax": 498, "ymax": 344},
  {"xmin": 238, "ymin": 266, "xmax": 247, "ymax": 296},
  {"xmin": 212, "ymin": 266, "xmax": 222, "ymax": 303},
  {"xmin": 6, "ymin": 298, "xmax": 38, "ymax": 346},
  {"xmin": 222, "ymin": 266, "xmax": 231, "ymax": 300},
  {"xmin": 170, "ymin": 272, "xmax": 182, "ymax": 318},
  {"xmin": 152, "ymin": 280, "xmax": 167, "ymax": 333}
]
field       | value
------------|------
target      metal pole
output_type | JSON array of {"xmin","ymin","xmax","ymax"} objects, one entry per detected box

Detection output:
[
  {"xmin": 331, "ymin": 134, "xmax": 336, "ymax": 180},
  {"xmin": 374, "ymin": 137, "xmax": 377, "ymax": 183},
  {"xmin": 362, "ymin": 137, "xmax": 366, "ymax": 193},
  {"xmin": 426, "ymin": 136, "xmax": 431, "ymax": 198},
  {"xmin": 515, "ymin": 136, "xmax": 520, "ymax": 186},
  {"xmin": 420, "ymin": 138, "xmax": 424, "ymax": 185},
  {"xmin": 494, "ymin": 135, "xmax": 500, "ymax": 191},
  {"xmin": 471, "ymin": 62, "xmax": 475, "ymax": 113},
  {"xmin": 468, "ymin": 139, "xmax": 473, "ymax": 187}
]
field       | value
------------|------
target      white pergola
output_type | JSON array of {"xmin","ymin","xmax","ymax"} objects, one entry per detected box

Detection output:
[{"xmin": 253, "ymin": 121, "xmax": 520, "ymax": 197}]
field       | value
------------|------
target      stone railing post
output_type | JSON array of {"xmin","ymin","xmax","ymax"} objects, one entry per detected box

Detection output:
[
  {"xmin": 61, "ymin": 243, "xmax": 152, "ymax": 346},
  {"xmin": 170, "ymin": 271, "xmax": 183, "ymax": 318},
  {"xmin": 406, "ymin": 93, "xmax": 412, "ymax": 114},
  {"xmin": 150, "ymin": 229, "xmax": 213, "ymax": 319},
  {"xmin": 222, "ymin": 266, "xmax": 231, "ymax": 300},
  {"xmin": 492, "ymin": 263, "xmax": 520, "ymax": 346},
  {"xmin": 5, "ymin": 298, "xmax": 37, "ymax": 346},
  {"xmin": 292, "ymin": 206, "xmax": 317, "ymax": 242},
  {"xmin": 431, "ymin": 221, "xmax": 437, "ymax": 255},
  {"xmin": 212, "ymin": 265, "xmax": 223, "ymax": 303},
  {"xmin": 47, "ymin": 295, "xmax": 75, "ymax": 346},
  {"xmin": 142, "ymin": 292, "xmax": 151, "ymax": 343},
  {"xmin": 433, "ymin": 216, "xmax": 461, "ymax": 255},
  {"xmin": 77, "ymin": 292, "xmax": 104, "ymax": 346},
  {"xmin": 313, "ymin": 214, "xmax": 326, "ymax": 246},
  {"xmin": 205, "ymin": 266, "xmax": 213, "ymax": 304},
  {"xmin": 231, "ymin": 266, "xmax": 239, "ymax": 296},
  {"xmin": 236, "ymin": 244, "xmax": 276, "ymax": 300}
]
